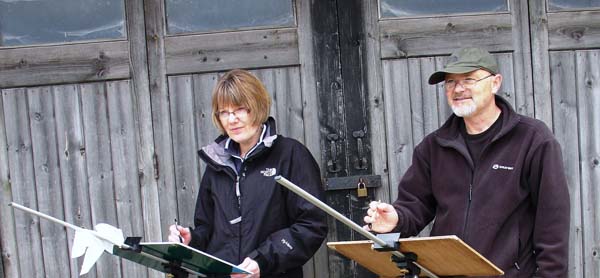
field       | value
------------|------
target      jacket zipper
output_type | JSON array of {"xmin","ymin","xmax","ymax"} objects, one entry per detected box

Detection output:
[
  {"xmin": 463, "ymin": 182, "xmax": 473, "ymax": 238},
  {"xmin": 463, "ymin": 164, "xmax": 475, "ymax": 238},
  {"xmin": 236, "ymin": 174, "xmax": 242, "ymax": 263},
  {"xmin": 235, "ymin": 175, "xmax": 241, "ymax": 209}
]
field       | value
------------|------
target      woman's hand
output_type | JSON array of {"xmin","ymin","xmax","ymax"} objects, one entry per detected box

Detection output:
[
  {"xmin": 230, "ymin": 257, "xmax": 260, "ymax": 278},
  {"xmin": 168, "ymin": 224, "xmax": 191, "ymax": 245}
]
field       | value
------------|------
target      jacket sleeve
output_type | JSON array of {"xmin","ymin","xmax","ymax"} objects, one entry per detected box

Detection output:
[
  {"xmin": 248, "ymin": 143, "xmax": 328, "ymax": 274},
  {"xmin": 392, "ymin": 142, "xmax": 437, "ymax": 237},
  {"xmin": 529, "ymin": 139, "xmax": 570, "ymax": 277},
  {"xmin": 189, "ymin": 171, "xmax": 214, "ymax": 250}
]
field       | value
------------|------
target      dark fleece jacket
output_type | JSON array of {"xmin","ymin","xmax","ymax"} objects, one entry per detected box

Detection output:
[{"xmin": 393, "ymin": 96, "xmax": 570, "ymax": 277}]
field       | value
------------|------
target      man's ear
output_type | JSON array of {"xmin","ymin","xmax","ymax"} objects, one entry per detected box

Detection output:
[{"xmin": 491, "ymin": 74, "xmax": 503, "ymax": 94}]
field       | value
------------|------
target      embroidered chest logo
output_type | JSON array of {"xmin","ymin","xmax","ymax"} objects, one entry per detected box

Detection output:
[
  {"xmin": 260, "ymin": 168, "xmax": 277, "ymax": 177},
  {"xmin": 492, "ymin": 164, "xmax": 514, "ymax": 171}
]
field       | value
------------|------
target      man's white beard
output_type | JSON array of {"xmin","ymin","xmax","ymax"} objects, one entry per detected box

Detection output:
[{"xmin": 451, "ymin": 102, "xmax": 477, "ymax": 117}]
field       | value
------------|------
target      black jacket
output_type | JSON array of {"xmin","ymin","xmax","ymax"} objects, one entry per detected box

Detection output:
[
  {"xmin": 393, "ymin": 96, "xmax": 570, "ymax": 277},
  {"xmin": 191, "ymin": 118, "xmax": 327, "ymax": 278}
]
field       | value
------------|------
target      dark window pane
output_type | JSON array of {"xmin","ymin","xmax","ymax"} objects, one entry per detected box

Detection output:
[
  {"xmin": 549, "ymin": 0, "xmax": 600, "ymax": 11},
  {"xmin": 0, "ymin": 0, "xmax": 125, "ymax": 47},
  {"xmin": 380, "ymin": 0, "xmax": 508, "ymax": 18},
  {"xmin": 165, "ymin": 0, "xmax": 295, "ymax": 34}
]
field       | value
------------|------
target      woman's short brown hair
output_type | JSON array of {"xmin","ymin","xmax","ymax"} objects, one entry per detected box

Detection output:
[{"xmin": 211, "ymin": 69, "xmax": 271, "ymax": 134}]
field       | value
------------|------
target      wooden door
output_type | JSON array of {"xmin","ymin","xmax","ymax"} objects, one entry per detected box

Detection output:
[
  {"xmin": 363, "ymin": 0, "xmax": 600, "ymax": 277},
  {"xmin": 141, "ymin": 0, "xmax": 327, "ymax": 277},
  {"xmin": 0, "ymin": 0, "xmax": 326, "ymax": 277},
  {"xmin": 529, "ymin": 1, "xmax": 600, "ymax": 277},
  {"xmin": 0, "ymin": 0, "xmax": 155, "ymax": 277}
]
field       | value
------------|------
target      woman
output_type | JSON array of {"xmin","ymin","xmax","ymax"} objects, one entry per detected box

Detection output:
[{"xmin": 168, "ymin": 69, "xmax": 327, "ymax": 278}]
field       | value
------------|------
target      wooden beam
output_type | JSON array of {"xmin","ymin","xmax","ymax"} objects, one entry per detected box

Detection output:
[
  {"xmin": 380, "ymin": 13, "xmax": 513, "ymax": 59},
  {"xmin": 548, "ymin": 10, "xmax": 600, "ymax": 50},
  {"xmin": 165, "ymin": 28, "xmax": 299, "ymax": 75},
  {"xmin": 0, "ymin": 41, "xmax": 130, "ymax": 88}
]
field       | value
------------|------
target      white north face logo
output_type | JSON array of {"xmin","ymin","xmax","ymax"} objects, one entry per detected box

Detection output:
[{"xmin": 260, "ymin": 168, "xmax": 277, "ymax": 177}]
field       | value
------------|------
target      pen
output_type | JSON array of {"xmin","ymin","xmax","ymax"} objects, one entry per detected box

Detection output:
[{"xmin": 174, "ymin": 218, "xmax": 183, "ymax": 243}]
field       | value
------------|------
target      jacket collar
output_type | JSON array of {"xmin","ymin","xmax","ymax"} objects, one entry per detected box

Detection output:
[
  {"xmin": 434, "ymin": 95, "xmax": 520, "ymax": 145},
  {"xmin": 200, "ymin": 117, "xmax": 278, "ymax": 169},
  {"xmin": 432, "ymin": 95, "xmax": 520, "ymax": 168}
]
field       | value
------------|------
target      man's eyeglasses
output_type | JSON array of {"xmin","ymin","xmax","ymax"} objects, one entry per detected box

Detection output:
[
  {"xmin": 444, "ymin": 74, "xmax": 495, "ymax": 90},
  {"xmin": 217, "ymin": 107, "xmax": 250, "ymax": 120}
]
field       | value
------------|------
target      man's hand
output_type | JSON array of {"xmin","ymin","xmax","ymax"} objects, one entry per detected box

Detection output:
[
  {"xmin": 231, "ymin": 257, "xmax": 260, "ymax": 278},
  {"xmin": 363, "ymin": 201, "xmax": 399, "ymax": 233},
  {"xmin": 168, "ymin": 224, "xmax": 191, "ymax": 245}
]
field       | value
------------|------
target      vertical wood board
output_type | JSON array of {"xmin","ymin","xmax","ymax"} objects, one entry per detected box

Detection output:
[
  {"xmin": 168, "ymin": 75, "xmax": 201, "ymax": 228},
  {"xmin": 382, "ymin": 60, "xmax": 414, "ymax": 202},
  {"xmin": 2, "ymin": 89, "xmax": 46, "ymax": 278},
  {"xmin": 106, "ymin": 81, "xmax": 148, "ymax": 277},
  {"xmin": 27, "ymin": 87, "xmax": 71, "ymax": 277},
  {"xmin": 549, "ymin": 51, "xmax": 584, "ymax": 278},
  {"xmin": 53, "ymin": 84, "xmax": 95, "ymax": 277},
  {"xmin": 80, "ymin": 83, "xmax": 122, "ymax": 277},
  {"xmin": 575, "ymin": 50, "xmax": 600, "ymax": 278},
  {"xmin": 0, "ymin": 90, "xmax": 20, "ymax": 277}
]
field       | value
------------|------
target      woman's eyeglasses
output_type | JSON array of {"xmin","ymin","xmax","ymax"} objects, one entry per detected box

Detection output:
[{"xmin": 216, "ymin": 107, "xmax": 250, "ymax": 120}]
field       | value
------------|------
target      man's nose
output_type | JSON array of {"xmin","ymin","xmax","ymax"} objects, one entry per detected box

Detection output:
[{"xmin": 453, "ymin": 82, "xmax": 467, "ymax": 92}]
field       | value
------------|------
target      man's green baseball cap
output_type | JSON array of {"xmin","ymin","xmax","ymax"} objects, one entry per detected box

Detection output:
[{"xmin": 428, "ymin": 47, "xmax": 499, "ymax": 85}]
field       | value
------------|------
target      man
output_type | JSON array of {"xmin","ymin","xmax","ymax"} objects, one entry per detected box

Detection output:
[{"xmin": 364, "ymin": 47, "xmax": 570, "ymax": 277}]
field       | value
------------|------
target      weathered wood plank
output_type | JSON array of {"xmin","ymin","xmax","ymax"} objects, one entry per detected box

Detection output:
[
  {"xmin": 0, "ymin": 42, "xmax": 130, "ymax": 89},
  {"xmin": 145, "ymin": 0, "xmax": 178, "ymax": 244},
  {"xmin": 106, "ymin": 81, "xmax": 148, "ymax": 277},
  {"xmin": 52, "ymin": 84, "xmax": 96, "ymax": 277},
  {"xmin": 165, "ymin": 28, "xmax": 299, "ymax": 75},
  {"xmin": 2, "ymin": 89, "xmax": 45, "ymax": 277},
  {"xmin": 549, "ymin": 51, "xmax": 584, "ymax": 278},
  {"xmin": 408, "ymin": 58, "xmax": 426, "ymax": 143},
  {"xmin": 256, "ymin": 68, "xmax": 304, "ymax": 142},
  {"xmin": 548, "ymin": 10, "xmax": 600, "ymax": 50},
  {"xmin": 495, "ymin": 53, "xmax": 517, "ymax": 109},
  {"xmin": 80, "ymin": 83, "xmax": 122, "ymax": 277},
  {"xmin": 419, "ymin": 57, "xmax": 442, "ymax": 136},
  {"xmin": 509, "ymin": 0, "xmax": 535, "ymax": 118},
  {"xmin": 27, "ymin": 87, "xmax": 71, "ymax": 277},
  {"xmin": 0, "ymin": 90, "xmax": 20, "ymax": 277},
  {"xmin": 168, "ymin": 75, "xmax": 200, "ymax": 228},
  {"xmin": 296, "ymin": 0, "xmax": 322, "ymax": 166},
  {"xmin": 363, "ymin": 0, "xmax": 390, "ymax": 205},
  {"xmin": 125, "ymin": 3, "xmax": 163, "ymax": 276},
  {"xmin": 192, "ymin": 72, "xmax": 220, "ymax": 195},
  {"xmin": 529, "ymin": 0, "xmax": 554, "ymax": 128},
  {"xmin": 296, "ymin": 0, "xmax": 328, "ymax": 275},
  {"xmin": 380, "ymin": 13, "xmax": 512, "ymax": 59},
  {"xmin": 434, "ymin": 56, "xmax": 453, "ymax": 126},
  {"xmin": 382, "ymin": 60, "xmax": 414, "ymax": 202},
  {"xmin": 575, "ymin": 50, "xmax": 600, "ymax": 278}
]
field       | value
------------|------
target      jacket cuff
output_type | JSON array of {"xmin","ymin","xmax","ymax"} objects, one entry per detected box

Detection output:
[
  {"xmin": 188, "ymin": 226, "xmax": 202, "ymax": 247},
  {"xmin": 247, "ymin": 250, "xmax": 269, "ymax": 273}
]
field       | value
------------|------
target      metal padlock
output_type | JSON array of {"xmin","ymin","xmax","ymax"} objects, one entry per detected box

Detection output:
[{"xmin": 357, "ymin": 179, "xmax": 368, "ymax": 197}]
